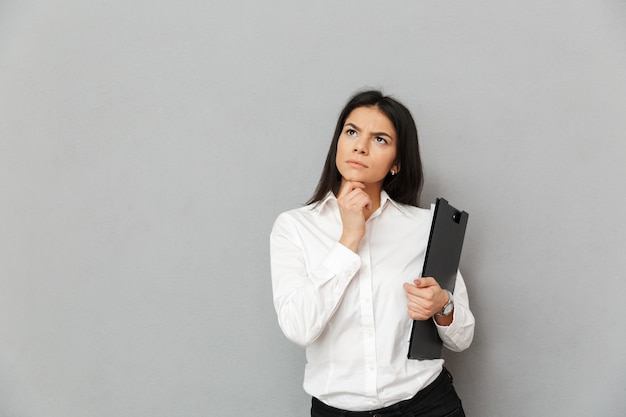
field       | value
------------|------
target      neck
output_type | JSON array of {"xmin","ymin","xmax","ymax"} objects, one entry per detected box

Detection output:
[{"xmin": 364, "ymin": 185, "xmax": 382, "ymax": 212}]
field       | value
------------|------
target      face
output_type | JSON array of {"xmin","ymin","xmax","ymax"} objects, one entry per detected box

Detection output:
[{"xmin": 335, "ymin": 106, "xmax": 399, "ymax": 190}]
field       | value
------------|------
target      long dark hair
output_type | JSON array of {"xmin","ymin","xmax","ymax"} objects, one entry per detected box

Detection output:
[{"xmin": 307, "ymin": 90, "xmax": 424, "ymax": 207}]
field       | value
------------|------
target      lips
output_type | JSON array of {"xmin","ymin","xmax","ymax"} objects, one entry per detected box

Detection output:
[{"xmin": 346, "ymin": 159, "xmax": 368, "ymax": 168}]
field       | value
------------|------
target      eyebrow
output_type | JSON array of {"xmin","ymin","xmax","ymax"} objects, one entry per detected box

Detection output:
[{"xmin": 344, "ymin": 122, "xmax": 394, "ymax": 140}]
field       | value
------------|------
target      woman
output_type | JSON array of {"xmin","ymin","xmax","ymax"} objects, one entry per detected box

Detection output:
[{"xmin": 270, "ymin": 90, "xmax": 475, "ymax": 417}]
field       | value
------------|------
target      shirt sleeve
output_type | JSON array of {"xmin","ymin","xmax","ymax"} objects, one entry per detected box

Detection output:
[
  {"xmin": 434, "ymin": 270, "xmax": 475, "ymax": 352},
  {"xmin": 270, "ymin": 213, "xmax": 361, "ymax": 347}
]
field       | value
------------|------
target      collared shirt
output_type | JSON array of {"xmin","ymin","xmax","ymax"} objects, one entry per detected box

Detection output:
[{"xmin": 270, "ymin": 191, "xmax": 475, "ymax": 411}]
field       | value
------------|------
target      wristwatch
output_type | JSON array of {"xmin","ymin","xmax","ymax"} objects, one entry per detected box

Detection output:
[{"xmin": 435, "ymin": 290, "xmax": 454, "ymax": 317}]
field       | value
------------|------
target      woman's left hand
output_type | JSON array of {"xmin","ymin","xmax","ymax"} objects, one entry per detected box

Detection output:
[{"xmin": 403, "ymin": 278, "xmax": 450, "ymax": 321}]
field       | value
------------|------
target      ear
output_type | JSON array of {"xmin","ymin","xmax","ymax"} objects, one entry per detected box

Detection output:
[{"xmin": 392, "ymin": 163, "xmax": 400, "ymax": 174}]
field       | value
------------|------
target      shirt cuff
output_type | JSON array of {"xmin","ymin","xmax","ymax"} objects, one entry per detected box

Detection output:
[
  {"xmin": 315, "ymin": 242, "xmax": 361, "ymax": 284},
  {"xmin": 434, "ymin": 306, "xmax": 465, "ymax": 339}
]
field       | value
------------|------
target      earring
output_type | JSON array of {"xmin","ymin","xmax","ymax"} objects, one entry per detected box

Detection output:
[{"xmin": 390, "ymin": 169, "xmax": 397, "ymax": 176}]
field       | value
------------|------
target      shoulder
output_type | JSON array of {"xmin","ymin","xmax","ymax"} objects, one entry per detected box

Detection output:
[
  {"xmin": 274, "ymin": 193, "xmax": 335, "ymax": 226},
  {"xmin": 390, "ymin": 200, "xmax": 432, "ymax": 221},
  {"xmin": 274, "ymin": 203, "xmax": 317, "ymax": 222},
  {"xmin": 271, "ymin": 203, "xmax": 318, "ymax": 233}
]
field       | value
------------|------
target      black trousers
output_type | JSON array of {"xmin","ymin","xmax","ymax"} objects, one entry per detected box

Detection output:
[{"xmin": 311, "ymin": 368, "xmax": 465, "ymax": 417}]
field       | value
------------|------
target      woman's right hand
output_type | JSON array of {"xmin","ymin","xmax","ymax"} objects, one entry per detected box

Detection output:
[{"xmin": 337, "ymin": 181, "xmax": 371, "ymax": 252}]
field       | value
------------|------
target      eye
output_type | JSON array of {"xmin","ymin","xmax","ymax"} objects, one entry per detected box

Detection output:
[
  {"xmin": 346, "ymin": 128, "xmax": 357, "ymax": 136},
  {"xmin": 374, "ymin": 136, "xmax": 388, "ymax": 144}
]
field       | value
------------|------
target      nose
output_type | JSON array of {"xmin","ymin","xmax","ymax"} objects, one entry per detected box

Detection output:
[{"xmin": 353, "ymin": 138, "xmax": 368, "ymax": 154}]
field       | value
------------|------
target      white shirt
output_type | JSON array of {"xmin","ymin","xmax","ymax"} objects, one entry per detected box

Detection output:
[{"xmin": 270, "ymin": 191, "xmax": 475, "ymax": 411}]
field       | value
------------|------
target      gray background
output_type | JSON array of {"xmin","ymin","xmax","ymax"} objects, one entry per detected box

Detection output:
[{"xmin": 1, "ymin": 1, "xmax": 625, "ymax": 416}]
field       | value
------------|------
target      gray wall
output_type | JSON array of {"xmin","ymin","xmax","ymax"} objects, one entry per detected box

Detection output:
[{"xmin": 1, "ymin": 1, "xmax": 625, "ymax": 416}]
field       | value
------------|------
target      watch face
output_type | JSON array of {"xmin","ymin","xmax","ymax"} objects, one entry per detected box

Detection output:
[
  {"xmin": 442, "ymin": 292, "xmax": 453, "ymax": 315},
  {"xmin": 435, "ymin": 291, "xmax": 453, "ymax": 317}
]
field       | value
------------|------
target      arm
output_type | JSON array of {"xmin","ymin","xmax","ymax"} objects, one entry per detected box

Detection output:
[
  {"xmin": 270, "ymin": 213, "xmax": 360, "ymax": 347},
  {"xmin": 436, "ymin": 270, "xmax": 475, "ymax": 352},
  {"xmin": 271, "ymin": 182, "xmax": 372, "ymax": 346},
  {"xmin": 403, "ymin": 271, "xmax": 475, "ymax": 352}
]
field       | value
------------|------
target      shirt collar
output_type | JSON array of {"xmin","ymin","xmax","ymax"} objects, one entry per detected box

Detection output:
[
  {"xmin": 380, "ymin": 190, "xmax": 410, "ymax": 216},
  {"xmin": 312, "ymin": 190, "xmax": 410, "ymax": 216},
  {"xmin": 310, "ymin": 192, "xmax": 336, "ymax": 213}
]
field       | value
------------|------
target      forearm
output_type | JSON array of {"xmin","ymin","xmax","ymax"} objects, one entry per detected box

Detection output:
[
  {"xmin": 271, "ymin": 236, "xmax": 360, "ymax": 346},
  {"xmin": 435, "ymin": 272, "xmax": 475, "ymax": 351}
]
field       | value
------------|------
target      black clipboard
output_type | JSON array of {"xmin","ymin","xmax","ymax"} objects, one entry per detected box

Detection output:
[{"xmin": 408, "ymin": 198, "xmax": 469, "ymax": 360}]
